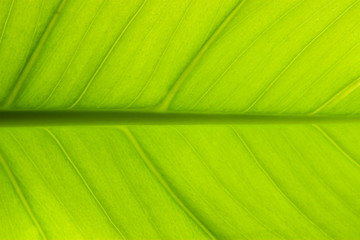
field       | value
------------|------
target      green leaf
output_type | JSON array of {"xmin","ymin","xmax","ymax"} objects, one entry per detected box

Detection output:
[
  {"xmin": 0, "ymin": 0, "xmax": 360, "ymax": 239},
  {"xmin": 1, "ymin": 125, "xmax": 360, "ymax": 239},
  {"xmin": 1, "ymin": 0, "xmax": 360, "ymax": 113}
]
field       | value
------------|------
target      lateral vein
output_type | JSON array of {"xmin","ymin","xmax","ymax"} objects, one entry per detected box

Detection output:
[
  {"xmin": 125, "ymin": 0, "xmax": 193, "ymax": 109},
  {"xmin": 0, "ymin": 149, "xmax": 48, "ymax": 240},
  {"xmin": 120, "ymin": 127, "xmax": 217, "ymax": 240},
  {"xmin": 39, "ymin": 0, "xmax": 106, "ymax": 108},
  {"xmin": 243, "ymin": 0, "xmax": 360, "ymax": 113},
  {"xmin": 0, "ymin": 0, "xmax": 15, "ymax": 46},
  {"xmin": 8, "ymin": 131, "xmax": 86, "ymax": 237},
  {"xmin": 68, "ymin": 0, "xmax": 148, "ymax": 109},
  {"xmin": 155, "ymin": 0, "xmax": 247, "ymax": 111},
  {"xmin": 280, "ymin": 42, "xmax": 360, "ymax": 114},
  {"xmin": 173, "ymin": 127, "xmax": 282, "ymax": 239},
  {"xmin": 189, "ymin": 0, "xmax": 305, "ymax": 111},
  {"xmin": 44, "ymin": 128, "xmax": 127, "ymax": 240},
  {"xmin": 2, "ymin": 0, "xmax": 67, "ymax": 108},
  {"xmin": 231, "ymin": 127, "xmax": 335, "ymax": 240},
  {"xmin": 313, "ymin": 124, "xmax": 360, "ymax": 168},
  {"xmin": 309, "ymin": 75, "xmax": 360, "ymax": 115}
]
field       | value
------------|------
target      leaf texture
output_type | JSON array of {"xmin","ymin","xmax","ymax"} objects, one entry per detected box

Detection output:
[
  {"xmin": 1, "ymin": 125, "xmax": 360, "ymax": 239},
  {"xmin": 1, "ymin": 0, "xmax": 360, "ymax": 239},
  {"xmin": 0, "ymin": 0, "xmax": 360, "ymax": 114}
]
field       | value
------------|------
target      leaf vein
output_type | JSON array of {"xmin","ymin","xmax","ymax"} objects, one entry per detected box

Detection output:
[
  {"xmin": 230, "ymin": 126, "xmax": 335, "ymax": 239},
  {"xmin": 280, "ymin": 130, "xmax": 360, "ymax": 216},
  {"xmin": 312, "ymin": 125, "xmax": 360, "ymax": 168},
  {"xmin": 155, "ymin": 0, "xmax": 247, "ymax": 111},
  {"xmin": 2, "ymin": 0, "xmax": 67, "ymax": 108},
  {"xmin": 0, "ymin": 0, "xmax": 14, "ymax": 47},
  {"xmin": 120, "ymin": 127, "xmax": 217, "ymax": 240},
  {"xmin": 280, "ymin": 42, "xmax": 360, "ymax": 114},
  {"xmin": 44, "ymin": 128, "xmax": 127, "ymax": 240},
  {"xmin": 243, "ymin": 0, "xmax": 360, "ymax": 113},
  {"xmin": 309, "ymin": 75, "xmax": 360, "ymax": 115},
  {"xmin": 0, "ymin": 148, "xmax": 48, "ymax": 240},
  {"xmin": 125, "ymin": 0, "xmax": 194, "ymax": 109},
  {"xmin": 173, "ymin": 127, "xmax": 284, "ymax": 239},
  {"xmin": 68, "ymin": 0, "xmax": 148, "ymax": 109},
  {"xmin": 39, "ymin": 0, "xmax": 106, "ymax": 109},
  {"xmin": 8, "ymin": 130, "xmax": 87, "ymax": 238},
  {"xmin": 189, "ymin": 0, "xmax": 305, "ymax": 111}
]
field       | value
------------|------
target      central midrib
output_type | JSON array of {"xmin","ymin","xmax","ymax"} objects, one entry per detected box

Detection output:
[{"xmin": 0, "ymin": 111, "xmax": 359, "ymax": 126}]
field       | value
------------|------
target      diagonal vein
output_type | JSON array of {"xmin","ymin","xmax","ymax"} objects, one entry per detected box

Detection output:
[
  {"xmin": 8, "ymin": 130, "xmax": 86, "ymax": 237},
  {"xmin": 309, "ymin": 75, "xmax": 360, "ymax": 115},
  {"xmin": 39, "ymin": 0, "xmax": 106, "ymax": 109},
  {"xmin": 107, "ymin": 135, "xmax": 163, "ymax": 238},
  {"xmin": 189, "ymin": 0, "xmax": 306, "ymax": 111},
  {"xmin": 28, "ymin": 0, "xmax": 44, "ymax": 55},
  {"xmin": 280, "ymin": 41, "xmax": 360, "ymax": 114},
  {"xmin": 172, "ymin": 127, "xmax": 283, "ymax": 239},
  {"xmin": 155, "ymin": 0, "xmax": 247, "ymax": 111},
  {"xmin": 125, "ymin": 0, "xmax": 194, "ymax": 109},
  {"xmin": 216, "ymin": 0, "xmax": 336, "ymax": 111},
  {"xmin": 115, "ymin": 166, "xmax": 164, "ymax": 238},
  {"xmin": 2, "ymin": 0, "xmax": 67, "ymax": 108},
  {"xmin": 280, "ymin": 130, "xmax": 360, "ymax": 216},
  {"xmin": 120, "ymin": 127, "xmax": 217, "ymax": 240},
  {"xmin": 230, "ymin": 126, "xmax": 335, "ymax": 240},
  {"xmin": 0, "ymin": 149, "xmax": 48, "ymax": 240},
  {"xmin": 94, "ymin": 4, "xmax": 167, "ymax": 108},
  {"xmin": 44, "ymin": 128, "xmax": 127, "ymax": 240},
  {"xmin": 0, "ymin": 0, "xmax": 14, "ymax": 46},
  {"xmin": 243, "ymin": 0, "xmax": 360, "ymax": 113},
  {"xmin": 68, "ymin": 0, "xmax": 148, "ymax": 109},
  {"xmin": 312, "ymin": 124, "xmax": 360, "ymax": 168}
]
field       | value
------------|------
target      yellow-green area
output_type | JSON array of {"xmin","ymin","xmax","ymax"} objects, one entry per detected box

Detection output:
[{"xmin": 1, "ymin": 0, "xmax": 360, "ymax": 239}]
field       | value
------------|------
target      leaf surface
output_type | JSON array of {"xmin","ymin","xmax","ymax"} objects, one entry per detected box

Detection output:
[
  {"xmin": 1, "ymin": 0, "xmax": 360, "ymax": 114},
  {"xmin": 0, "ymin": 0, "xmax": 360, "ymax": 239},
  {"xmin": 1, "ymin": 125, "xmax": 360, "ymax": 239}
]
